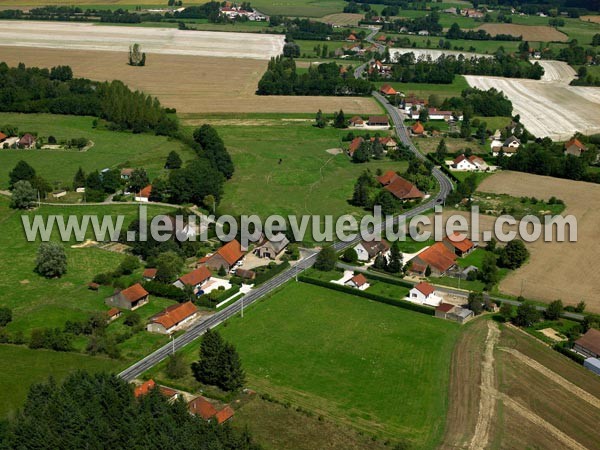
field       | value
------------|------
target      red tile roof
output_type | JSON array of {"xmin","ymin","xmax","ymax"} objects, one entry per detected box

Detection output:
[
  {"xmin": 384, "ymin": 176, "xmax": 424, "ymax": 200},
  {"xmin": 142, "ymin": 268, "xmax": 157, "ymax": 279},
  {"xmin": 370, "ymin": 137, "xmax": 396, "ymax": 146},
  {"xmin": 139, "ymin": 184, "xmax": 152, "ymax": 198},
  {"xmin": 134, "ymin": 379, "xmax": 156, "ymax": 398},
  {"xmin": 107, "ymin": 307, "xmax": 121, "ymax": 318},
  {"xmin": 159, "ymin": 386, "xmax": 178, "ymax": 399},
  {"xmin": 215, "ymin": 239, "xmax": 245, "ymax": 266},
  {"xmin": 444, "ymin": 232, "xmax": 475, "ymax": 253},
  {"xmin": 349, "ymin": 116, "xmax": 364, "ymax": 125},
  {"xmin": 349, "ymin": 273, "xmax": 368, "ymax": 287},
  {"xmin": 120, "ymin": 283, "xmax": 149, "ymax": 303},
  {"xmin": 575, "ymin": 328, "xmax": 600, "ymax": 356},
  {"xmin": 411, "ymin": 122, "xmax": 424, "ymax": 134},
  {"xmin": 417, "ymin": 243, "xmax": 457, "ymax": 273},
  {"xmin": 377, "ymin": 35, "xmax": 387, "ymax": 41},
  {"xmin": 151, "ymin": 301, "xmax": 198, "ymax": 331},
  {"xmin": 415, "ymin": 282, "xmax": 435, "ymax": 297},
  {"xmin": 377, "ymin": 170, "xmax": 399, "ymax": 186},
  {"xmin": 178, "ymin": 266, "xmax": 211, "ymax": 287},
  {"xmin": 565, "ymin": 138, "xmax": 587, "ymax": 151},
  {"xmin": 347, "ymin": 34, "xmax": 357, "ymax": 41},
  {"xmin": 436, "ymin": 302, "xmax": 455, "ymax": 313},
  {"xmin": 468, "ymin": 155, "xmax": 485, "ymax": 165},
  {"xmin": 215, "ymin": 406, "xmax": 235, "ymax": 424},
  {"xmin": 0, "ymin": 132, "xmax": 7, "ymax": 141},
  {"xmin": 348, "ymin": 137, "xmax": 365, "ymax": 156},
  {"xmin": 453, "ymin": 154, "xmax": 467, "ymax": 165},
  {"xmin": 188, "ymin": 396, "xmax": 218, "ymax": 420},
  {"xmin": 380, "ymin": 84, "xmax": 397, "ymax": 95}
]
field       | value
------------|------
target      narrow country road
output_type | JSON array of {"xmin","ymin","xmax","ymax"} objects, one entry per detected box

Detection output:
[{"xmin": 118, "ymin": 94, "xmax": 454, "ymax": 381}]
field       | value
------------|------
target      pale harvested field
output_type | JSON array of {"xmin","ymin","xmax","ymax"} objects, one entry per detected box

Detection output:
[
  {"xmin": 316, "ymin": 13, "xmax": 363, "ymax": 26},
  {"xmin": 478, "ymin": 171, "xmax": 600, "ymax": 312},
  {"xmin": 0, "ymin": 46, "xmax": 381, "ymax": 114},
  {"xmin": 536, "ymin": 60, "xmax": 577, "ymax": 84},
  {"xmin": 581, "ymin": 15, "xmax": 600, "ymax": 24},
  {"xmin": 465, "ymin": 74, "xmax": 600, "ymax": 140},
  {"xmin": 476, "ymin": 23, "xmax": 569, "ymax": 42},
  {"xmin": 0, "ymin": 20, "xmax": 284, "ymax": 59}
]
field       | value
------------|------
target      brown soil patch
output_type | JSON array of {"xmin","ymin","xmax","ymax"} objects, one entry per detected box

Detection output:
[
  {"xmin": 478, "ymin": 171, "xmax": 600, "ymax": 312},
  {"xmin": 581, "ymin": 15, "xmax": 600, "ymax": 24},
  {"xmin": 0, "ymin": 46, "xmax": 381, "ymax": 114},
  {"xmin": 476, "ymin": 23, "xmax": 569, "ymax": 42},
  {"xmin": 539, "ymin": 327, "xmax": 566, "ymax": 342},
  {"xmin": 19, "ymin": 279, "xmax": 29, "ymax": 284}
]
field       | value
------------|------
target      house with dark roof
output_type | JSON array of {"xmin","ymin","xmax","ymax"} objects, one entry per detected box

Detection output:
[
  {"xmin": 368, "ymin": 115, "xmax": 389, "ymax": 127},
  {"xmin": 147, "ymin": 301, "xmax": 199, "ymax": 334},
  {"xmin": 254, "ymin": 233, "xmax": 290, "ymax": 259},
  {"xmin": 120, "ymin": 168, "xmax": 134, "ymax": 179},
  {"xmin": 409, "ymin": 242, "xmax": 457, "ymax": 277},
  {"xmin": 564, "ymin": 138, "xmax": 588, "ymax": 157},
  {"xmin": 345, "ymin": 273, "xmax": 369, "ymax": 290},
  {"xmin": 353, "ymin": 239, "xmax": 390, "ymax": 261},
  {"xmin": 574, "ymin": 328, "xmax": 600, "ymax": 359},
  {"xmin": 173, "ymin": 266, "xmax": 212, "ymax": 292},
  {"xmin": 443, "ymin": 232, "xmax": 476, "ymax": 257},
  {"xmin": 204, "ymin": 239, "xmax": 245, "ymax": 271},
  {"xmin": 235, "ymin": 268, "xmax": 256, "ymax": 280},
  {"xmin": 435, "ymin": 303, "xmax": 474, "ymax": 323},
  {"xmin": 105, "ymin": 283, "xmax": 149, "ymax": 310},
  {"xmin": 18, "ymin": 133, "xmax": 36, "ymax": 149}
]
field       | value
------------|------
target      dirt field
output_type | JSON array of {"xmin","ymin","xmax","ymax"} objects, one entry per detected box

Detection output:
[
  {"xmin": 464, "ymin": 74, "xmax": 600, "ymax": 140},
  {"xmin": 0, "ymin": 20, "xmax": 284, "ymax": 59},
  {"xmin": 581, "ymin": 15, "xmax": 600, "ymax": 24},
  {"xmin": 478, "ymin": 171, "xmax": 600, "ymax": 311},
  {"xmin": 316, "ymin": 13, "xmax": 363, "ymax": 26},
  {"xmin": 0, "ymin": 46, "xmax": 381, "ymax": 114},
  {"xmin": 441, "ymin": 320, "xmax": 600, "ymax": 450},
  {"xmin": 536, "ymin": 60, "xmax": 577, "ymax": 84},
  {"xmin": 475, "ymin": 23, "xmax": 569, "ymax": 42}
]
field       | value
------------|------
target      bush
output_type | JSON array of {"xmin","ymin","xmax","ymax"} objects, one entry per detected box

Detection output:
[
  {"xmin": 35, "ymin": 242, "xmax": 67, "ymax": 278},
  {"xmin": 553, "ymin": 343, "xmax": 585, "ymax": 365},
  {"xmin": 254, "ymin": 262, "xmax": 290, "ymax": 285},
  {"xmin": 93, "ymin": 272, "xmax": 114, "ymax": 285},
  {"xmin": 143, "ymin": 281, "xmax": 187, "ymax": 301},
  {"xmin": 0, "ymin": 307, "xmax": 12, "ymax": 327}
]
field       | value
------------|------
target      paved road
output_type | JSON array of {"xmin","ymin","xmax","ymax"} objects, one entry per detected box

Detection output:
[
  {"xmin": 118, "ymin": 94, "xmax": 454, "ymax": 381},
  {"xmin": 353, "ymin": 26, "xmax": 384, "ymax": 79}
]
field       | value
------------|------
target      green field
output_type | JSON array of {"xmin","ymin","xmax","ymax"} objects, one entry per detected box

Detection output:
[
  {"xmin": 391, "ymin": 34, "xmax": 521, "ymax": 54},
  {"xmin": 375, "ymin": 76, "xmax": 469, "ymax": 100},
  {"xmin": 0, "ymin": 344, "xmax": 118, "ymax": 419},
  {"xmin": 148, "ymin": 281, "xmax": 461, "ymax": 447},
  {"xmin": 205, "ymin": 119, "xmax": 406, "ymax": 219},
  {"xmin": 296, "ymin": 39, "xmax": 348, "ymax": 58},
  {"xmin": 0, "ymin": 113, "xmax": 195, "ymax": 189}
]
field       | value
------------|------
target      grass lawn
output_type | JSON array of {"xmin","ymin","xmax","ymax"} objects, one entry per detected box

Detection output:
[
  {"xmin": 0, "ymin": 344, "xmax": 118, "ymax": 419},
  {"xmin": 470, "ymin": 191, "xmax": 566, "ymax": 219},
  {"xmin": 147, "ymin": 282, "xmax": 461, "ymax": 447},
  {"xmin": 249, "ymin": 0, "xmax": 346, "ymax": 17},
  {"xmin": 394, "ymin": 34, "xmax": 520, "ymax": 54},
  {"xmin": 456, "ymin": 247, "xmax": 486, "ymax": 269},
  {"xmin": 296, "ymin": 39, "xmax": 347, "ymax": 58},
  {"xmin": 474, "ymin": 116, "xmax": 513, "ymax": 132},
  {"xmin": 0, "ymin": 113, "xmax": 195, "ymax": 189},
  {"xmin": 452, "ymin": 171, "xmax": 492, "ymax": 186},
  {"xmin": 206, "ymin": 120, "xmax": 407, "ymax": 219},
  {"xmin": 375, "ymin": 75, "xmax": 469, "ymax": 100}
]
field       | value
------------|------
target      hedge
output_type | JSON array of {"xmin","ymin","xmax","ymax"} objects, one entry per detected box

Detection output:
[
  {"xmin": 143, "ymin": 281, "xmax": 187, "ymax": 302},
  {"xmin": 298, "ymin": 276, "xmax": 434, "ymax": 316},
  {"xmin": 254, "ymin": 261, "xmax": 291, "ymax": 285},
  {"xmin": 553, "ymin": 343, "xmax": 586, "ymax": 365}
]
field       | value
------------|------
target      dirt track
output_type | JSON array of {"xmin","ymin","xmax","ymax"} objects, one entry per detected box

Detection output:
[
  {"xmin": 478, "ymin": 171, "xmax": 600, "ymax": 312},
  {"xmin": 0, "ymin": 46, "xmax": 381, "ymax": 114}
]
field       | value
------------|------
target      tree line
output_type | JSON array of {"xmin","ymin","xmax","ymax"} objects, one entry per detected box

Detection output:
[
  {"xmin": 257, "ymin": 57, "xmax": 373, "ymax": 96},
  {"xmin": 0, "ymin": 63, "xmax": 178, "ymax": 135}
]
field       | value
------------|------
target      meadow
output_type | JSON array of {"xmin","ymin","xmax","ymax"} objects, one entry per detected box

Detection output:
[
  {"xmin": 0, "ymin": 113, "xmax": 195, "ymax": 189},
  {"xmin": 388, "ymin": 33, "xmax": 521, "ymax": 54},
  {"xmin": 148, "ymin": 281, "xmax": 461, "ymax": 448},
  {"xmin": 375, "ymin": 76, "xmax": 470, "ymax": 100},
  {"xmin": 205, "ymin": 119, "xmax": 406, "ymax": 219}
]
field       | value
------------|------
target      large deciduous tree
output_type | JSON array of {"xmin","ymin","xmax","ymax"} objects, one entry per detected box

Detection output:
[
  {"xmin": 10, "ymin": 180, "xmax": 36, "ymax": 210},
  {"xmin": 35, "ymin": 242, "xmax": 67, "ymax": 278}
]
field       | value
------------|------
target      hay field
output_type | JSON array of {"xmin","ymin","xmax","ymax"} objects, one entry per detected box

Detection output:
[
  {"xmin": 0, "ymin": 46, "xmax": 381, "ymax": 114},
  {"xmin": 536, "ymin": 60, "xmax": 577, "ymax": 83},
  {"xmin": 464, "ymin": 74, "xmax": 600, "ymax": 140},
  {"xmin": 316, "ymin": 13, "xmax": 363, "ymax": 26},
  {"xmin": 581, "ymin": 15, "xmax": 600, "ymax": 24},
  {"xmin": 0, "ymin": 20, "xmax": 284, "ymax": 59},
  {"xmin": 475, "ymin": 23, "xmax": 569, "ymax": 42},
  {"xmin": 478, "ymin": 171, "xmax": 600, "ymax": 312}
]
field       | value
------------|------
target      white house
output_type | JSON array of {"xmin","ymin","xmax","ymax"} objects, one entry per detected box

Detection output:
[
  {"xmin": 353, "ymin": 239, "xmax": 390, "ymax": 262},
  {"xmin": 345, "ymin": 273, "xmax": 370, "ymax": 290},
  {"xmin": 492, "ymin": 135, "xmax": 521, "ymax": 157},
  {"xmin": 407, "ymin": 282, "xmax": 443, "ymax": 307},
  {"xmin": 451, "ymin": 154, "xmax": 489, "ymax": 172}
]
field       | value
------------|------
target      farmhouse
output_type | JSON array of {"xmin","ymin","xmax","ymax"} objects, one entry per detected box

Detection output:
[
  {"xmin": 411, "ymin": 122, "xmax": 425, "ymax": 135},
  {"xmin": 367, "ymin": 115, "xmax": 389, "ymax": 127},
  {"xmin": 345, "ymin": 273, "xmax": 369, "ymax": 290},
  {"xmin": 564, "ymin": 138, "xmax": 588, "ymax": 157},
  {"xmin": 173, "ymin": 266, "xmax": 212, "ymax": 292},
  {"xmin": 378, "ymin": 170, "xmax": 424, "ymax": 200},
  {"xmin": 135, "ymin": 185, "xmax": 152, "ymax": 202},
  {"xmin": 134, "ymin": 379, "xmax": 157, "ymax": 398},
  {"xmin": 379, "ymin": 84, "xmax": 397, "ymax": 96},
  {"xmin": 348, "ymin": 136, "xmax": 365, "ymax": 156},
  {"xmin": 411, "ymin": 108, "xmax": 456, "ymax": 122},
  {"xmin": 369, "ymin": 60, "xmax": 391, "ymax": 76},
  {"xmin": 408, "ymin": 282, "xmax": 443, "ymax": 307},
  {"xmin": 409, "ymin": 242, "xmax": 457, "ymax": 277},
  {"xmin": 574, "ymin": 328, "xmax": 600, "ymax": 359},
  {"xmin": 188, "ymin": 397, "xmax": 235, "ymax": 424},
  {"xmin": 349, "ymin": 116, "xmax": 365, "ymax": 127},
  {"xmin": 254, "ymin": 233, "xmax": 289, "ymax": 259},
  {"xmin": 120, "ymin": 168, "xmax": 133, "ymax": 179},
  {"xmin": 353, "ymin": 239, "xmax": 390, "ymax": 261},
  {"xmin": 18, "ymin": 133, "xmax": 36, "ymax": 149},
  {"xmin": 370, "ymin": 136, "xmax": 397, "ymax": 150},
  {"xmin": 403, "ymin": 96, "xmax": 427, "ymax": 115},
  {"xmin": 204, "ymin": 239, "xmax": 245, "ymax": 271},
  {"xmin": 346, "ymin": 33, "xmax": 358, "ymax": 42},
  {"xmin": 107, "ymin": 307, "xmax": 121, "ymax": 322},
  {"xmin": 105, "ymin": 283, "xmax": 149, "ymax": 310},
  {"xmin": 443, "ymin": 232, "xmax": 475, "ymax": 257},
  {"xmin": 435, "ymin": 303, "xmax": 474, "ymax": 324},
  {"xmin": 147, "ymin": 301, "xmax": 199, "ymax": 334}
]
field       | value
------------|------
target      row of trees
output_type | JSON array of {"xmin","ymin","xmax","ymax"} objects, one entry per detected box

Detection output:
[
  {"xmin": 0, "ymin": 63, "xmax": 178, "ymax": 135},
  {"xmin": 257, "ymin": 57, "xmax": 373, "ymax": 96}
]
